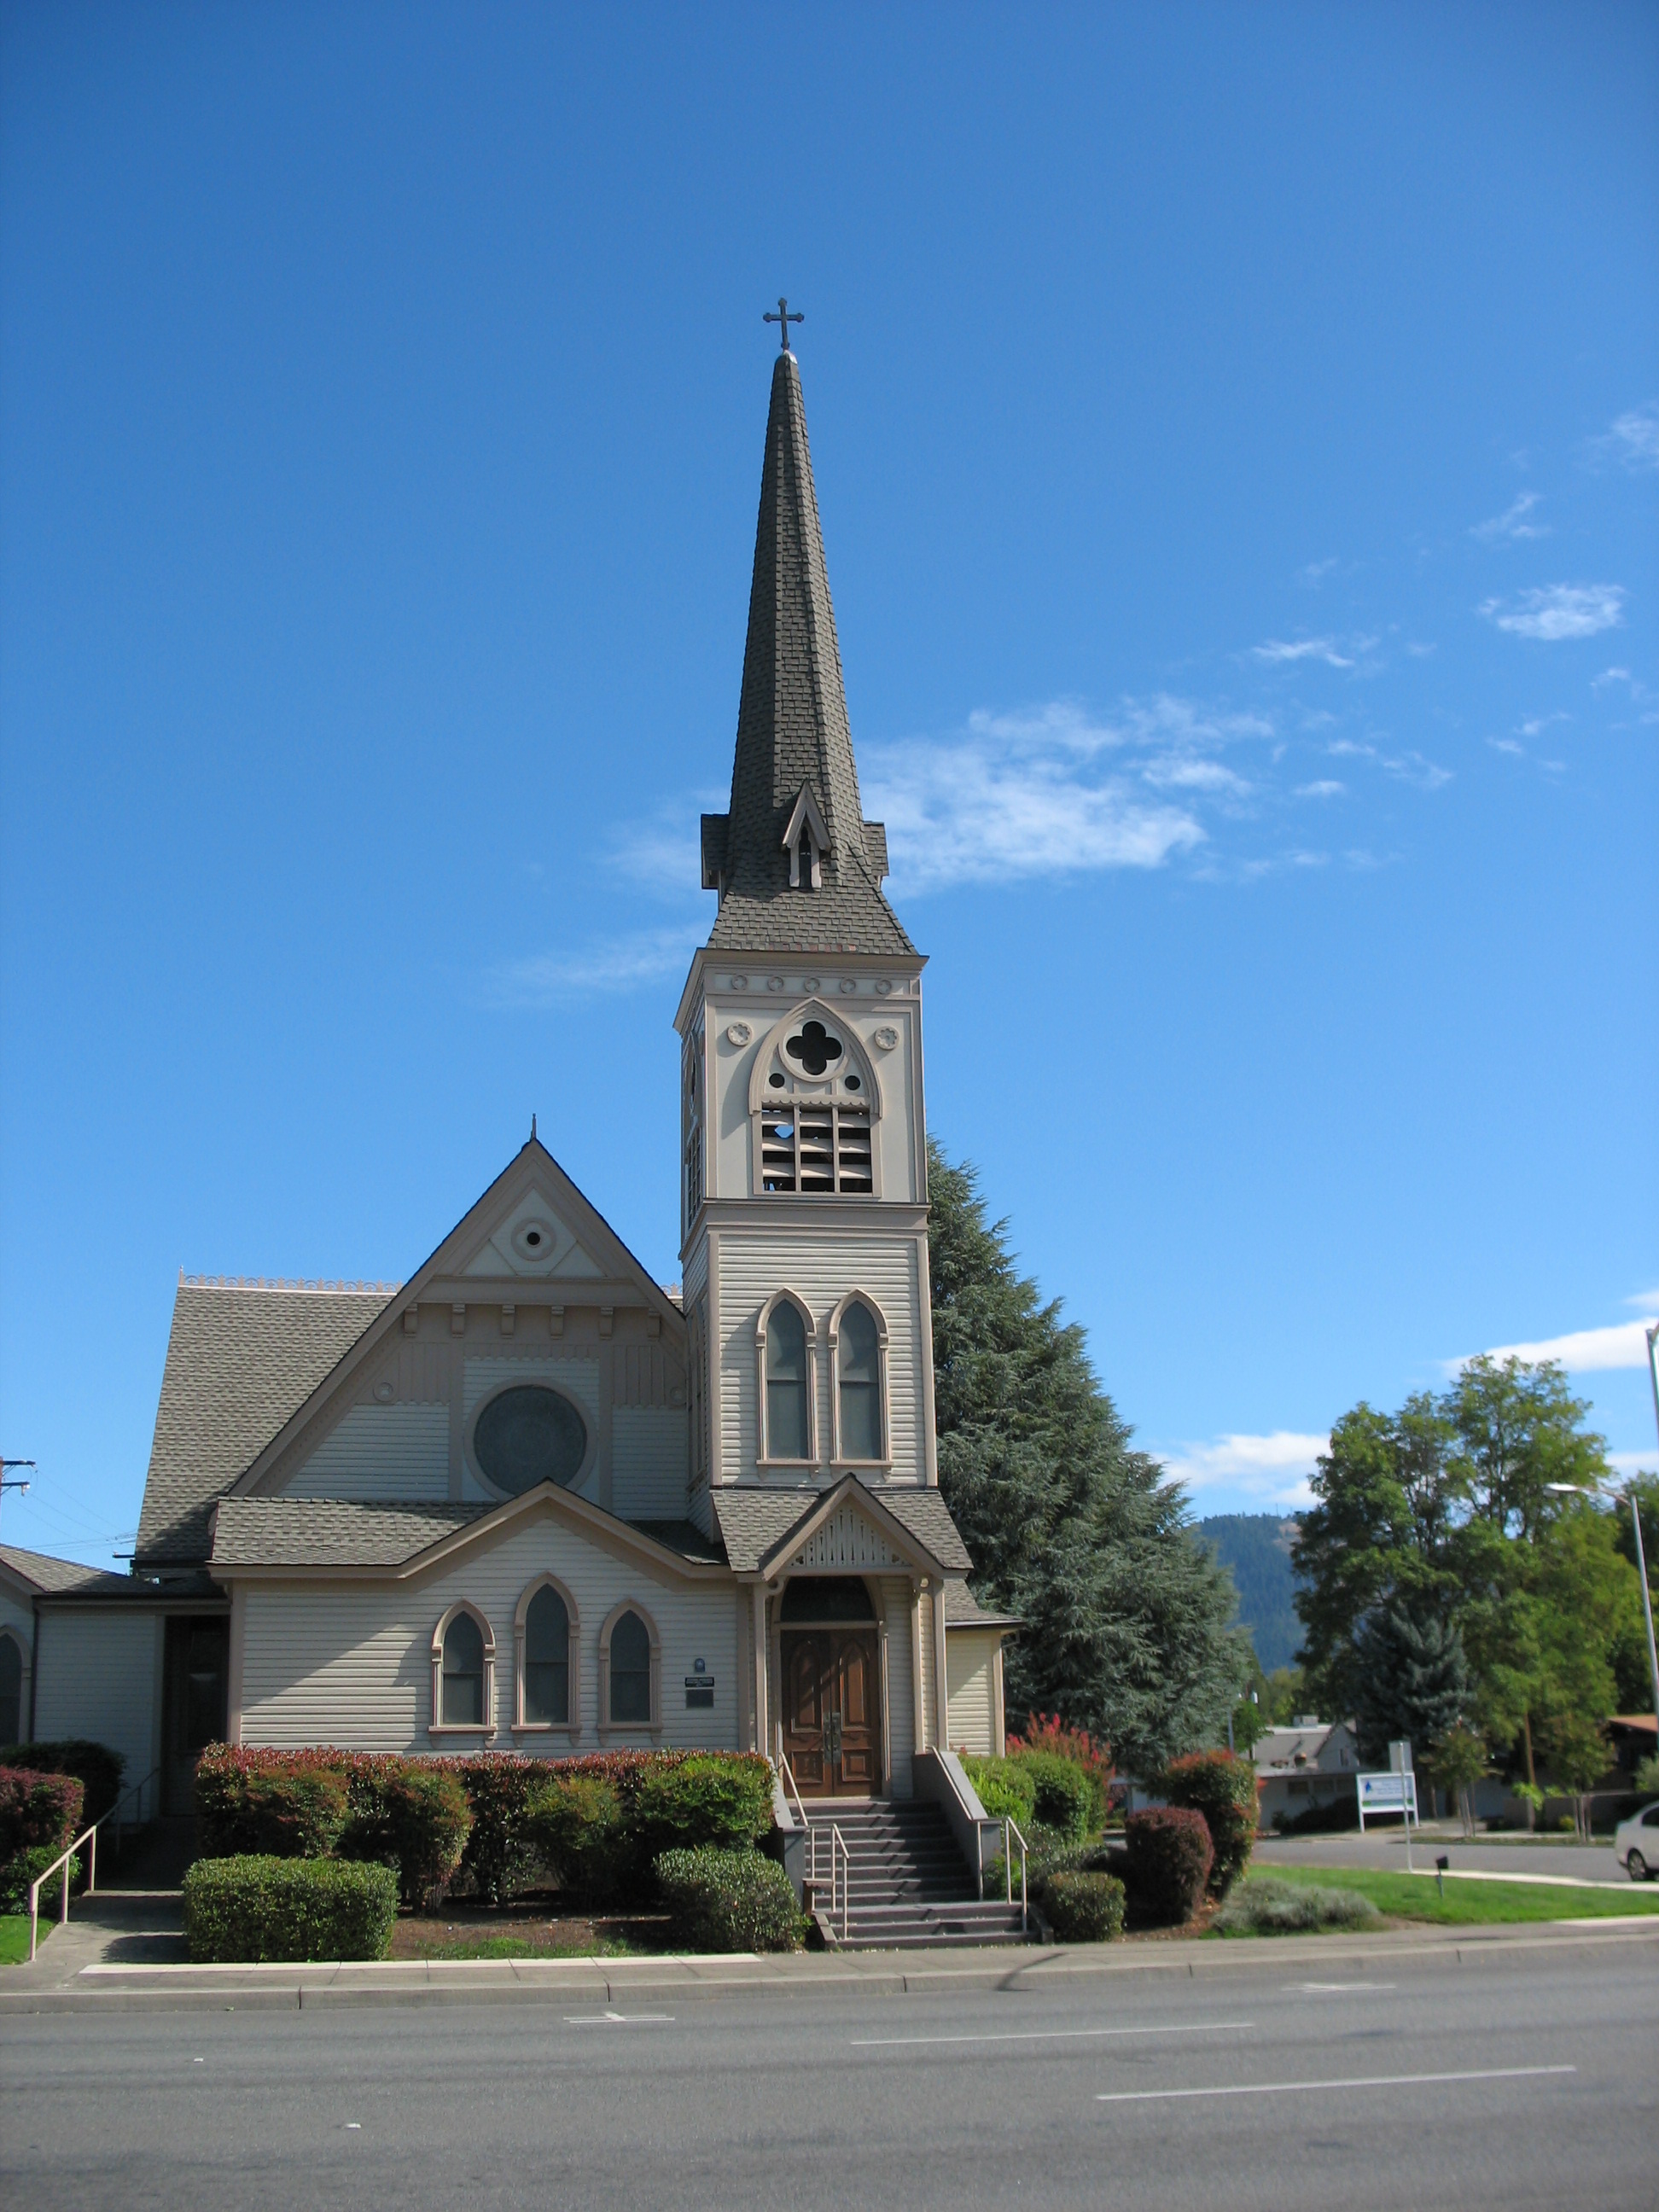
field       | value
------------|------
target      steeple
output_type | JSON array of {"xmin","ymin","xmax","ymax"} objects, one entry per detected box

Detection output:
[{"xmin": 701, "ymin": 349, "xmax": 913, "ymax": 957}]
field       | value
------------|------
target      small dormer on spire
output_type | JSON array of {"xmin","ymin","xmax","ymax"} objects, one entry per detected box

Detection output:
[{"xmin": 783, "ymin": 782, "xmax": 830, "ymax": 890}]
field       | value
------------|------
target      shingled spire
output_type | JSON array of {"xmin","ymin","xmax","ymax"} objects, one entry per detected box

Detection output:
[{"xmin": 701, "ymin": 349, "xmax": 913, "ymax": 957}]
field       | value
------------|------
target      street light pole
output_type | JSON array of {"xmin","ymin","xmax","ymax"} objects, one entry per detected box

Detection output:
[{"xmin": 1547, "ymin": 1470, "xmax": 1659, "ymax": 1738}]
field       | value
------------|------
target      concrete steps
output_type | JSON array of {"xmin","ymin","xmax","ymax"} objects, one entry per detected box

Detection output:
[{"xmin": 800, "ymin": 1799, "xmax": 1032, "ymax": 1949}]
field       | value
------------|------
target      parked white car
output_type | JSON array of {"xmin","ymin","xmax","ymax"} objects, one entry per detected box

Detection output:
[{"xmin": 1614, "ymin": 1802, "xmax": 1659, "ymax": 1880}]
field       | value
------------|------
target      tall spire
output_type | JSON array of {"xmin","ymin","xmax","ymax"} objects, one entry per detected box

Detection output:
[{"xmin": 701, "ymin": 350, "xmax": 912, "ymax": 957}]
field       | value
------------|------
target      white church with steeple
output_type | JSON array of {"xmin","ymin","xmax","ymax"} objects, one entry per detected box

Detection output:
[{"xmin": 0, "ymin": 340, "xmax": 1013, "ymax": 1863}]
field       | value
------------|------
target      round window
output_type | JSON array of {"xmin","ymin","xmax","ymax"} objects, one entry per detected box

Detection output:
[{"xmin": 473, "ymin": 1385, "xmax": 587, "ymax": 1494}]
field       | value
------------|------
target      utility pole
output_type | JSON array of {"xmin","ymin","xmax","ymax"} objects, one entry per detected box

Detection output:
[{"xmin": 0, "ymin": 1459, "xmax": 33, "ymax": 1542}]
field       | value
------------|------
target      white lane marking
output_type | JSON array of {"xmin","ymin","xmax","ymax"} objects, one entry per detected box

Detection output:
[
  {"xmin": 1097, "ymin": 2064, "xmax": 1576, "ymax": 2104},
  {"xmin": 345, "ymin": 2122, "xmax": 361, "ymax": 2130},
  {"xmin": 1291, "ymin": 1990, "xmax": 1398, "ymax": 2008},
  {"xmin": 853, "ymin": 2020, "xmax": 1255, "ymax": 2049},
  {"xmin": 563, "ymin": 2011, "xmax": 675, "ymax": 2025}
]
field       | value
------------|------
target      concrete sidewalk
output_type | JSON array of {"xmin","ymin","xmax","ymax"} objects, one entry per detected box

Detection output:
[{"xmin": 4, "ymin": 1912, "xmax": 1656, "ymax": 2016}]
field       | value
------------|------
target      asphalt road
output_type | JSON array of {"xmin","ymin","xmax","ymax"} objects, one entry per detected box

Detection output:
[
  {"xmin": 3, "ymin": 1938, "xmax": 1654, "ymax": 2211},
  {"xmin": 1255, "ymin": 1832, "xmax": 1633, "ymax": 1881}
]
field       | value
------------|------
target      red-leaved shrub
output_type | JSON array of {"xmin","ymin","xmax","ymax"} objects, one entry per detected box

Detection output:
[
  {"xmin": 1160, "ymin": 1751, "xmax": 1259, "ymax": 1895},
  {"xmin": 0, "ymin": 1767, "xmax": 84, "ymax": 1863},
  {"xmin": 1124, "ymin": 1806, "xmax": 1214, "ymax": 1925}
]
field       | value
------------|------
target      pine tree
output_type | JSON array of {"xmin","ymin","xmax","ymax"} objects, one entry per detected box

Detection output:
[
  {"xmin": 1351, "ymin": 1603, "xmax": 1472, "ymax": 1765},
  {"xmin": 927, "ymin": 1140, "xmax": 1245, "ymax": 1774}
]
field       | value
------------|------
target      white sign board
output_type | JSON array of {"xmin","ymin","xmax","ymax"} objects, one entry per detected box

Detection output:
[{"xmin": 1356, "ymin": 1769, "xmax": 1418, "ymax": 1831}]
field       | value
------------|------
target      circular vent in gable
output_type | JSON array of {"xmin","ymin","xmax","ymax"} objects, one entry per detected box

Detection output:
[{"xmin": 510, "ymin": 1218, "xmax": 557, "ymax": 1263}]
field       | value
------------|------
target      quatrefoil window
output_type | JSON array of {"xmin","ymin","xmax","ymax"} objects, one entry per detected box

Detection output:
[{"xmin": 785, "ymin": 1020, "xmax": 841, "ymax": 1077}]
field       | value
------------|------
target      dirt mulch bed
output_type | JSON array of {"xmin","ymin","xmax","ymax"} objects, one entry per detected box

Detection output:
[{"xmin": 388, "ymin": 1902, "xmax": 672, "ymax": 1961}]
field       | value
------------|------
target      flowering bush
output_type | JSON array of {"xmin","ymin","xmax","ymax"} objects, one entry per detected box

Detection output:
[
  {"xmin": 1160, "ymin": 1750, "xmax": 1259, "ymax": 1895},
  {"xmin": 1124, "ymin": 1807, "xmax": 1214, "ymax": 1925},
  {"xmin": 1008, "ymin": 1714, "xmax": 1113, "ymax": 1827}
]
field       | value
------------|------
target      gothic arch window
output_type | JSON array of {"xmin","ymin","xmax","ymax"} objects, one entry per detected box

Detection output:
[
  {"xmin": 747, "ymin": 1002, "xmax": 882, "ymax": 1198},
  {"xmin": 830, "ymin": 1291, "xmax": 890, "ymax": 1468},
  {"xmin": 756, "ymin": 1290, "xmax": 818, "ymax": 1467},
  {"xmin": 514, "ymin": 1575, "xmax": 580, "ymax": 1732},
  {"xmin": 0, "ymin": 1627, "xmax": 26, "ymax": 1744},
  {"xmin": 430, "ymin": 1602, "xmax": 496, "ymax": 1735},
  {"xmin": 597, "ymin": 1600, "xmax": 661, "ymax": 1733},
  {"xmin": 682, "ymin": 1019, "xmax": 705, "ymax": 1235}
]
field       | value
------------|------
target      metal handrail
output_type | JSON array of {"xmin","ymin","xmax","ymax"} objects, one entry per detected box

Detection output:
[
  {"xmin": 26, "ymin": 1764, "xmax": 161, "ymax": 1965},
  {"xmin": 830, "ymin": 1821, "xmax": 849, "ymax": 1945},
  {"xmin": 777, "ymin": 1753, "xmax": 809, "ymax": 1832},
  {"xmin": 1004, "ymin": 1815, "xmax": 1028, "ymax": 1935}
]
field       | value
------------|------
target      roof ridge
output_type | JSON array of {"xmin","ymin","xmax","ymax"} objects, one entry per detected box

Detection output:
[{"xmin": 178, "ymin": 1274, "xmax": 402, "ymax": 1295}]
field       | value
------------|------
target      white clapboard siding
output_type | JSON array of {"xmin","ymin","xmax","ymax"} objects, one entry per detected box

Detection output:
[
  {"xmin": 33, "ymin": 1610, "xmax": 160, "ymax": 1786},
  {"xmin": 612, "ymin": 1408, "xmax": 687, "ymax": 1521},
  {"xmin": 880, "ymin": 1575, "xmax": 916, "ymax": 1795},
  {"xmin": 239, "ymin": 1513, "xmax": 736, "ymax": 1755},
  {"xmin": 917, "ymin": 1587, "xmax": 936, "ymax": 1749},
  {"xmin": 715, "ymin": 1233, "xmax": 923, "ymax": 1486},
  {"xmin": 283, "ymin": 1404, "xmax": 451, "ymax": 1499},
  {"xmin": 946, "ymin": 1631, "xmax": 998, "ymax": 1758}
]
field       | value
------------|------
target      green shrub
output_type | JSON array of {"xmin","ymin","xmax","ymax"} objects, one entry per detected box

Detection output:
[
  {"xmin": 963, "ymin": 1755, "xmax": 1037, "ymax": 1826},
  {"xmin": 1013, "ymin": 1752, "xmax": 1096, "ymax": 1842},
  {"xmin": 652, "ymin": 1847, "xmax": 804, "ymax": 1953},
  {"xmin": 182, "ymin": 1855, "xmax": 398, "ymax": 1962},
  {"xmin": 0, "ymin": 1767, "xmax": 84, "ymax": 1862},
  {"xmin": 195, "ymin": 1746, "xmax": 355, "ymax": 1858},
  {"xmin": 1040, "ymin": 1870, "xmax": 1126, "ymax": 1941},
  {"xmin": 447, "ymin": 1756, "xmax": 544, "ymax": 1904},
  {"xmin": 376, "ymin": 1767, "xmax": 473, "ymax": 1906},
  {"xmin": 1161, "ymin": 1750, "xmax": 1259, "ymax": 1895},
  {"xmin": 525, "ymin": 1775, "xmax": 623, "ymax": 1899},
  {"xmin": 0, "ymin": 1843, "xmax": 82, "ymax": 1914},
  {"xmin": 1124, "ymin": 1807, "xmax": 1214, "ymax": 1925},
  {"xmin": 0, "ymin": 1741, "xmax": 124, "ymax": 1828},
  {"xmin": 627, "ymin": 1755, "xmax": 772, "ymax": 1861},
  {"xmin": 1634, "ymin": 1753, "xmax": 1659, "ymax": 1797},
  {"xmin": 1212, "ymin": 1877, "xmax": 1381, "ymax": 1936},
  {"xmin": 241, "ymin": 1767, "xmax": 351, "ymax": 1860},
  {"xmin": 1007, "ymin": 1713, "xmax": 1113, "ymax": 1827}
]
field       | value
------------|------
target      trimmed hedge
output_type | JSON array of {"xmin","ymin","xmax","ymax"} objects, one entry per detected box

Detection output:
[
  {"xmin": 1040, "ymin": 1870, "xmax": 1126, "ymax": 1942},
  {"xmin": 963, "ymin": 1755, "xmax": 1038, "ymax": 1826},
  {"xmin": 0, "ymin": 1767, "xmax": 84, "ymax": 1863},
  {"xmin": 0, "ymin": 1843, "xmax": 83, "ymax": 1914},
  {"xmin": 652, "ymin": 1847, "xmax": 804, "ymax": 1953},
  {"xmin": 525, "ymin": 1774, "xmax": 623, "ymax": 1899},
  {"xmin": 1014, "ymin": 1753, "xmax": 1096, "ymax": 1844},
  {"xmin": 0, "ymin": 1741, "xmax": 124, "ymax": 1829},
  {"xmin": 243, "ymin": 1767, "xmax": 351, "ymax": 1860},
  {"xmin": 1124, "ymin": 1807, "xmax": 1214, "ymax": 1926},
  {"xmin": 1161, "ymin": 1750, "xmax": 1258, "ymax": 1895},
  {"xmin": 182, "ymin": 1855, "xmax": 398, "ymax": 1962}
]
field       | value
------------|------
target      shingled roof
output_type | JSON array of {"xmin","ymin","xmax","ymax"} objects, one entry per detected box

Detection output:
[
  {"xmin": 710, "ymin": 1480, "xmax": 970, "ymax": 1576},
  {"xmin": 0, "ymin": 1543, "xmax": 133, "ymax": 1598},
  {"xmin": 701, "ymin": 349, "xmax": 915, "ymax": 958},
  {"xmin": 135, "ymin": 1281, "xmax": 393, "ymax": 1565}
]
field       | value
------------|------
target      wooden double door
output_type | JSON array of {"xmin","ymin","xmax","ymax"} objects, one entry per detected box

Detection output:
[{"xmin": 780, "ymin": 1627, "xmax": 882, "ymax": 1796}]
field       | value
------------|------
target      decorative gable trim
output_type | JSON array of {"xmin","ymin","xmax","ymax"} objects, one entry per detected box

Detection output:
[{"xmin": 759, "ymin": 1474, "xmax": 945, "ymax": 1581}]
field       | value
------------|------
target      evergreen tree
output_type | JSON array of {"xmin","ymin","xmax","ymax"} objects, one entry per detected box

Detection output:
[
  {"xmin": 1351, "ymin": 1603, "xmax": 1471, "ymax": 1765},
  {"xmin": 926, "ymin": 1140, "xmax": 1245, "ymax": 1774}
]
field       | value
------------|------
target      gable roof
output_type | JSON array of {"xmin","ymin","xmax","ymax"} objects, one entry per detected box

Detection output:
[
  {"xmin": 0, "ymin": 1542, "xmax": 134, "ymax": 1598},
  {"xmin": 700, "ymin": 349, "xmax": 914, "ymax": 959},
  {"xmin": 710, "ymin": 1478, "xmax": 970, "ymax": 1577},
  {"xmin": 136, "ymin": 1281, "xmax": 391, "ymax": 1564}
]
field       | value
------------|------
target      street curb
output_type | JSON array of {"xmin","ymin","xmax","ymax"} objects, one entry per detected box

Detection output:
[{"xmin": 3, "ymin": 1916, "xmax": 1656, "ymax": 2016}]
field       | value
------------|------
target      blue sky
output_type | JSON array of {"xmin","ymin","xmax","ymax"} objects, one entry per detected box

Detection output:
[{"xmin": 2, "ymin": 3, "xmax": 1655, "ymax": 1569}]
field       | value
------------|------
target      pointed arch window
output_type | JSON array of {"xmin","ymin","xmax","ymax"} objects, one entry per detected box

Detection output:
[
  {"xmin": 431, "ymin": 1603, "xmax": 497, "ymax": 1735},
  {"xmin": 832, "ymin": 1294, "xmax": 888, "ymax": 1465},
  {"xmin": 757, "ymin": 1292, "xmax": 818, "ymax": 1466},
  {"xmin": 598, "ymin": 1601, "xmax": 661, "ymax": 1733},
  {"xmin": 515, "ymin": 1576, "xmax": 580, "ymax": 1732}
]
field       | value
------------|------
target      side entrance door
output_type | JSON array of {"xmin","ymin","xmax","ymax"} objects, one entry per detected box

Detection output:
[
  {"xmin": 780, "ymin": 1627, "xmax": 882, "ymax": 1796},
  {"xmin": 162, "ymin": 1615, "xmax": 230, "ymax": 1816}
]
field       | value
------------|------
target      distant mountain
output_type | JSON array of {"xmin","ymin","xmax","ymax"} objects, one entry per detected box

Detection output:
[{"xmin": 1198, "ymin": 1513, "xmax": 1302, "ymax": 1674}]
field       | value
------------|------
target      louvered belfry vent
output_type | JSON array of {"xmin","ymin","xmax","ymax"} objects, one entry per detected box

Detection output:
[{"xmin": 760, "ymin": 1103, "xmax": 873, "ymax": 1195}]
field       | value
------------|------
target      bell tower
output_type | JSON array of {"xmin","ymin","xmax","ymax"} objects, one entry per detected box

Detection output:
[{"xmin": 674, "ymin": 344, "xmax": 934, "ymax": 1534}]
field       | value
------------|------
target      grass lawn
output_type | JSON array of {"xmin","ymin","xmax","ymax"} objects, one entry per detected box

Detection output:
[
  {"xmin": 1243, "ymin": 1863, "xmax": 1659, "ymax": 1927},
  {"xmin": 0, "ymin": 1913, "xmax": 41, "ymax": 1965}
]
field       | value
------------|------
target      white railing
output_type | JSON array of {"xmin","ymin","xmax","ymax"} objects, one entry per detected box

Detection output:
[
  {"xmin": 26, "ymin": 1765, "xmax": 161, "ymax": 1965},
  {"xmin": 807, "ymin": 1817, "xmax": 852, "ymax": 1944},
  {"xmin": 1003, "ymin": 1815, "xmax": 1028, "ymax": 1935}
]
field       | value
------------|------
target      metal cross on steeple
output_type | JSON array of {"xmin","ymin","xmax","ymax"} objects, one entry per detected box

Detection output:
[{"xmin": 763, "ymin": 297, "xmax": 803, "ymax": 352}]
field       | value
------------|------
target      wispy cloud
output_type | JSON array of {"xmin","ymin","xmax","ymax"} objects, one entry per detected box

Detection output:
[
  {"xmin": 1295, "ymin": 780, "xmax": 1344, "ymax": 799},
  {"xmin": 1480, "ymin": 584, "xmax": 1627, "ymax": 642},
  {"xmin": 1487, "ymin": 736, "xmax": 1525, "ymax": 757},
  {"xmin": 1252, "ymin": 637, "xmax": 1353, "ymax": 668},
  {"xmin": 1472, "ymin": 492, "xmax": 1549, "ymax": 543},
  {"xmin": 1599, "ymin": 402, "xmax": 1659, "ymax": 471},
  {"xmin": 1447, "ymin": 1316, "xmax": 1658, "ymax": 1376},
  {"xmin": 1297, "ymin": 558, "xmax": 1339, "ymax": 587},
  {"xmin": 488, "ymin": 925, "xmax": 701, "ymax": 1004},
  {"xmin": 1159, "ymin": 1430, "xmax": 1330, "ymax": 1510},
  {"xmin": 1326, "ymin": 737, "xmax": 1450, "ymax": 790},
  {"xmin": 863, "ymin": 696, "xmax": 1285, "ymax": 894}
]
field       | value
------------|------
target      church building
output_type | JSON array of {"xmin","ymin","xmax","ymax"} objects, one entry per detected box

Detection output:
[{"xmin": 0, "ymin": 341, "xmax": 1013, "ymax": 1831}]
